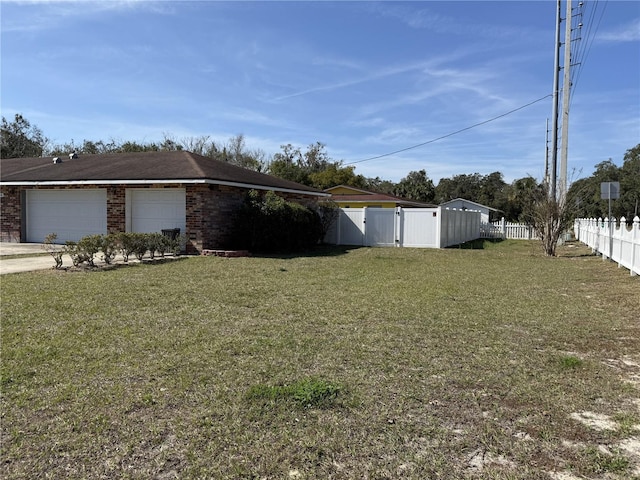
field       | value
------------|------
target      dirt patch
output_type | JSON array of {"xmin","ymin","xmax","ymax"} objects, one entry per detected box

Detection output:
[{"xmin": 570, "ymin": 411, "xmax": 618, "ymax": 431}]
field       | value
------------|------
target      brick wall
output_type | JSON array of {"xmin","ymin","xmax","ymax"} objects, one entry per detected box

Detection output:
[
  {"xmin": 0, "ymin": 186, "xmax": 22, "ymax": 242},
  {"xmin": 1, "ymin": 183, "xmax": 322, "ymax": 251}
]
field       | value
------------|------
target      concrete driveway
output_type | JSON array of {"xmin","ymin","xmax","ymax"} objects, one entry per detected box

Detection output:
[{"xmin": 0, "ymin": 243, "xmax": 62, "ymax": 275}]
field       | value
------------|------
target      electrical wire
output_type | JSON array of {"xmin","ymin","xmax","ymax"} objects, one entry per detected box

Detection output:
[
  {"xmin": 569, "ymin": 0, "xmax": 608, "ymax": 105},
  {"xmin": 345, "ymin": 94, "xmax": 552, "ymax": 166}
]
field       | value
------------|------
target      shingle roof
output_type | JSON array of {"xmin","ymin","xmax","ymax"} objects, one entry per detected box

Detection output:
[
  {"xmin": 328, "ymin": 193, "xmax": 436, "ymax": 207},
  {"xmin": 324, "ymin": 186, "xmax": 437, "ymax": 207},
  {"xmin": 0, "ymin": 151, "xmax": 326, "ymax": 195}
]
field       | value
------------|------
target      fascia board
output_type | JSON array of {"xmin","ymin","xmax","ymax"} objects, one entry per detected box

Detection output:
[{"xmin": 0, "ymin": 179, "xmax": 330, "ymax": 198}]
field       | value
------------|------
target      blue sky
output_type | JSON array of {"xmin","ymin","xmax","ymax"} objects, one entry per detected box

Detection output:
[{"xmin": 2, "ymin": 1, "xmax": 639, "ymax": 184}]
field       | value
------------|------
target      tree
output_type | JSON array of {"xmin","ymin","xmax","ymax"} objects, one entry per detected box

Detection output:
[
  {"xmin": 394, "ymin": 170, "xmax": 435, "ymax": 203},
  {"xmin": 503, "ymin": 176, "xmax": 542, "ymax": 222},
  {"xmin": 526, "ymin": 183, "xmax": 579, "ymax": 256},
  {"xmin": 619, "ymin": 144, "xmax": 640, "ymax": 220},
  {"xmin": 1, "ymin": 114, "xmax": 49, "ymax": 158},
  {"xmin": 364, "ymin": 177, "xmax": 396, "ymax": 195},
  {"xmin": 268, "ymin": 142, "xmax": 344, "ymax": 187},
  {"xmin": 221, "ymin": 134, "xmax": 266, "ymax": 172},
  {"xmin": 268, "ymin": 144, "xmax": 308, "ymax": 184},
  {"xmin": 308, "ymin": 164, "xmax": 366, "ymax": 190},
  {"xmin": 478, "ymin": 171, "xmax": 507, "ymax": 216},
  {"xmin": 434, "ymin": 173, "xmax": 483, "ymax": 204}
]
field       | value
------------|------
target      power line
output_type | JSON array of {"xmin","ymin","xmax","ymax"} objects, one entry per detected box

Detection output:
[
  {"xmin": 570, "ymin": 0, "xmax": 608, "ymax": 105},
  {"xmin": 346, "ymin": 93, "xmax": 553, "ymax": 166}
]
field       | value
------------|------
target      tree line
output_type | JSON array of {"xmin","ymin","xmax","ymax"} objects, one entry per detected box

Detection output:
[{"xmin": 2, "ymin": 114, "xmax": 638, "ymax": 222}]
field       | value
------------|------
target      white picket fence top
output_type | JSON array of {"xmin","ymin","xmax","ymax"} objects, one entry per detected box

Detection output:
[
  {"xmin": 480, "ymin": 218, "xmax": 537, "ymax": 240},
  {"xmin": 574, "ymin": 216, "xmax": 640, "ymax": 276}
]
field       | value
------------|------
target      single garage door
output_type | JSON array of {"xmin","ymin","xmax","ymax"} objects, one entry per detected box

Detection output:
[
  {"xmin": 127, "ymin": 188, "xmax": 186, "ymax": 234},
  {"xmin": 26, "ymin": 189, "xmax": 107, "ymax": 243}
]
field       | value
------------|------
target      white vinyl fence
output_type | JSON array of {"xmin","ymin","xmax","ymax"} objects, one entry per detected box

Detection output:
[
  {"xmin": 325, "ymin": 207, "xmax": 481, "ymax": 249},
  {"xmin": 574, "ymin": 216, "xmax": 640, "ymax": 276},
  {"xmin": 480, "ymin": 218, "xmax": 537, "ymax": 240}
]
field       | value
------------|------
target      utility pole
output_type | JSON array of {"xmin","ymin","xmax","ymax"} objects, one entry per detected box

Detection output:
[
  {"xmin": 545, "ymin": 118, "xmax": 550, "ymax": 185},
  {"xmin": 549, "ymin": 0, "xmax": 583, "ymax": 202},
  {"xmin": 549, "ymin": 0, "xmax": 562, "ymax": 200},
  {"xmin": 559, "ymin": 0, "xmax": 573, "ymax": 201}
]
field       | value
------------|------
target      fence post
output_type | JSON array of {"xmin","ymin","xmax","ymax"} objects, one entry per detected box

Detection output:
[
  {"xmin": 501, "ymin": 217, "xmax": 506, "ymax": 239},
  {"xmin": 632, "ymin": 216, "xmax": 639, "ymax": 276},
  {"xmin": 617, "ymin": 217, "xmax": 626, "ymax": 268},
  {"xmin": 599, "ymin": 217, "xmax": 605, "ymax": 260},
  {"xmin": 362, "ymin": 207, "xmax": 368, "ymax": 246},
  {"xmin": 395, "ymin": 207, "xmax": 402, "ymax": 247}
]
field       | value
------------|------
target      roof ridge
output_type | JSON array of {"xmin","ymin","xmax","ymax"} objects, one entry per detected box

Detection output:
[{"xmin": 183, "ymin": 151, "xmax": 207, "ymax": 178}]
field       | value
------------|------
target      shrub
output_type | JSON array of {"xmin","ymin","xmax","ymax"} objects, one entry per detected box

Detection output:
[
  {"xmin": 168, "ymin": 233, "xmax": 187, "ymax": 256},
  {"xmin": 233, "ymin": 190, "xmax": 324, "ymax": 252},
  {"xmin": 131, "ymin": 233, "xmax": 149, "ymax": 261},
  {"xmin": 116, "ymin": 232, "xmax": 136, "ymax": 263},
  {"xmin": 315, "ymin": 200, "xmax": 339, "ymax": 243},
  {"xmin": 101, "ymin": 234, "xmax": 119, "ymax": 264},
  {"xmin": 42, "ymin": 233, "xmax": 64, "ymax": 269},
  {"xmin": 148, "ymin": 233, "xmax": 171, "ymax": 258},
  {"xmin": 146, "ymin": 233, "xmax": 160, "ymax": 259},
  {"xmin": 63, "ymin": 241, "xmax": 87, "ymax": 267},
  {"xmin": 75, "ymin": 234, "xmax": 103, "ymax": 266}
]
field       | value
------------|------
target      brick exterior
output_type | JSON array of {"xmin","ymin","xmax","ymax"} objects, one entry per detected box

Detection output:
[
  {"xmin": 0, "ymin": 186, "xmax": 22, "ymax": 242},
  {"xmin": 1, "ymin": 183, "xmax": 320, "ymax": 253}
]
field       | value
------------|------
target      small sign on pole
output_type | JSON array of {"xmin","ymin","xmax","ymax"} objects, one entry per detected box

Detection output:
[
  {"xmin": 601, "ymin": 182, "xmax": 620, "ymax": 200},
  {"xmin": 600, "ymin": 181, "xmax": 621, "ymax": 262}
]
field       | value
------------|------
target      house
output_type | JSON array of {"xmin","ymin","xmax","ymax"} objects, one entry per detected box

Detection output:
[
  {"xmin": 0, "ymin": 151, "xmax": 328, "ymax": 253},
  {"xmin": 439, "ymin": 198, "xmax": 498, "ymax": 224},
  {"xmin": 325, "ymin": 185, "xmax": 437, "ymax": 209}
]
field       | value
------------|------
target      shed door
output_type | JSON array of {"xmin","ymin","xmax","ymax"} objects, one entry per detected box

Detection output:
[
  {"xmin": 127, "ymin": 188, "xmax": 186, "ymax": 234},
  {"xmin": 26, "ymin": 189, "xmax": 107, "ymax": 243}
]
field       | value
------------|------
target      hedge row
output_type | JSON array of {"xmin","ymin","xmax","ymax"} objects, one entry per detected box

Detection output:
[
  {"xmin": 231, "ymin": 190, "xmax": 332, "ymax": 252},
  {"xmin": 43, "ymin": 232, "xmax": 185, "ymax": 269}
]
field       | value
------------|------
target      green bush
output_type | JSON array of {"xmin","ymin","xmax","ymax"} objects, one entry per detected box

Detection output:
[
  {"xmin": 233, "ymin": 190, "xmax": 323, "ymax": 252},
  {"xmin": 100, "ymin": 234, "xmax": 119, "ymax": 264},
  {"xmin": 64, "ymin": 234, "xmax": 102, "ymax": 267},
  {"xmin": 116, "ymin": 232, "xmax": 136, "ymax": 263},
  {"xmin": 131, "ymin": 234, "xmax": 149, "ymax": 261},
  {"xmin": 146, "ymin": 233, "xmax": 162, "ymax": 259}
]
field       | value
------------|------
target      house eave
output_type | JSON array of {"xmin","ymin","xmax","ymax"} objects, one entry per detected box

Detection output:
[{"xmin": 0, "ymin": 179, "xmax": 330, "ymax": 197}]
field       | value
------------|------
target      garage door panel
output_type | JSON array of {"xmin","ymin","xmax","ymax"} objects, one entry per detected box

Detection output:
[
  {"xmin": 26, "ymin": 189, "xmax": 107, "ymax": 243},
  {"xmin": 128, "ymin": 189, "xmax": 186, "ymax": 234}
]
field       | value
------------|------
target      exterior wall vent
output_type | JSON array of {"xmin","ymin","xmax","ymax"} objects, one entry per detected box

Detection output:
[{"xmin": 53, "ymin": 157, "xmax": 62, "ymax": 164}]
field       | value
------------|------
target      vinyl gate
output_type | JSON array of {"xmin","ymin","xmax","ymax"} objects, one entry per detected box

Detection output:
[{"xmin": 325, "ymin": 207, "xmax": 480, "ymax": 248}]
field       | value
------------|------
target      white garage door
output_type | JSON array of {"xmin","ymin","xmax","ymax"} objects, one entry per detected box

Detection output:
[
  {"xmin": 26, "ymin": 189, "xmax": 107, "ymax": 243},
  {"xmin": 127, "ymin": 189, "xmax": 186, "ymax": 234}
]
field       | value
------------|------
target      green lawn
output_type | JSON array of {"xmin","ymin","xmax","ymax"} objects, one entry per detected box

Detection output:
[{"xmin": 1, "ymin": 241, "xmax": 639, "ymax": 479}]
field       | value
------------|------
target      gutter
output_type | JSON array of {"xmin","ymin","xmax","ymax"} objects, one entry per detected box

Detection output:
[{"xmin": 0, "ymin": 179, "xmax": 330, "ymax": 198}]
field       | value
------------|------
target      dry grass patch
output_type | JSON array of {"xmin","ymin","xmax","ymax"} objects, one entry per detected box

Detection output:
[{"xmin": 1, "ymin": 241, "xmax": 638, "ymax": 479}]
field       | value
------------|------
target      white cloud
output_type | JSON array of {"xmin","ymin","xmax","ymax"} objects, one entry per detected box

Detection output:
[{"xmin": 598, "ymin": 18, "xmax": 640, "ymax": 42}]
